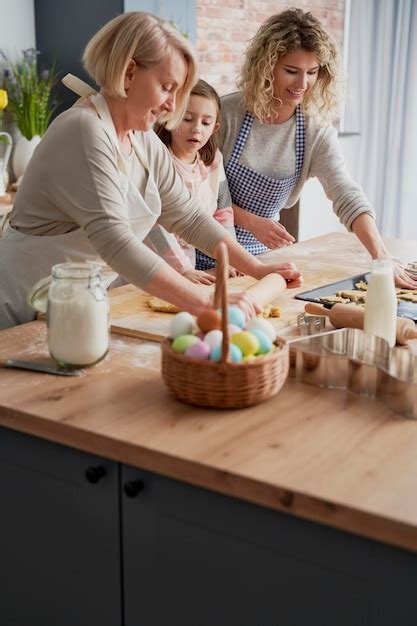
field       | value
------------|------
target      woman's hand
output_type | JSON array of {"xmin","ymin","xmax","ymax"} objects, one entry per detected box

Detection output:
[
  {"xmin": 182, "ymin": 269, "xmax": 216, "ymax": 285},
  {"xmin": 256, "ymin": 261, "xmax": 303, "ymax": 288},
  {"xmin": 227, "ymin": 291, "xmax": 263, "ymax": 320},
  {"xmin": 393, "ymin": 261, "xmax": 417, "ymax": 289},
  {"xmin": 250, "ymin": 215, "xmax": 295, "ymax": 249}
]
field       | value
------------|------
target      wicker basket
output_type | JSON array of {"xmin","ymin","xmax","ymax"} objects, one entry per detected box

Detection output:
[{"xmin": 161, "ymin": 242, "xmax": 289, "ymax": 408}]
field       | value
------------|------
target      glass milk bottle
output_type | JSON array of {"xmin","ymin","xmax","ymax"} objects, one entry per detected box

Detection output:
[
  {"xmin": 47, "ymin": 263, "xmax": 109, "ymax": 367},
  {"xmin": 363, "ymin": 259, "xmax": 397, "ymax": 347}
]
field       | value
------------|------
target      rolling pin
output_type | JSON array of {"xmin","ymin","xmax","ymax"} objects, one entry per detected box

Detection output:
[
  {"xmin": 304, "ymin": 302, "xmax": 417, "ymax": 345},
  {"xmin": 244, "ymin": 273, "xmax": 287, "ymax": 308}
]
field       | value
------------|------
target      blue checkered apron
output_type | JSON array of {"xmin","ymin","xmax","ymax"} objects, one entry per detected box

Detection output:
[{"xmin": 195, "ymin": 106, "xmax": 305, "ymax": 270}]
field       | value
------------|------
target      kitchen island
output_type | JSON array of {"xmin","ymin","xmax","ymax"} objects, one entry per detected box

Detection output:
[{"xmin": 1, "ymin": 234, "xmax": 416, "ymax": 626}]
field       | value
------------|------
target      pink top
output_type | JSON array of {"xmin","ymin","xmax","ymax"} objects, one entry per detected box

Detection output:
[{"xmin": 144, "ymin": 148, "xmax": 234, "ymax": 273}]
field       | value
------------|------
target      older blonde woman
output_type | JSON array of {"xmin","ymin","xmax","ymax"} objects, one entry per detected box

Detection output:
[
  {"xmin": 218, "ymin": 8, "xmax": 416, "ymax": 288},
  {"xmin": 0, "ymin": 11, "xmax": 301, "ymax": 330}
]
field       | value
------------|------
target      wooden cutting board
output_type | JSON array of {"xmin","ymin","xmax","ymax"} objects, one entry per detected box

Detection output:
[
  {"xmin": 108, "ymin": 278, "xmax": 259, "ymax": 342},
  {"xmin": 109, "ymin": 285, "xmax": 171, "ymax": 341},
  {"xmin": 108, "ymin": 274, "xmax": 302, "ymax": 342}
]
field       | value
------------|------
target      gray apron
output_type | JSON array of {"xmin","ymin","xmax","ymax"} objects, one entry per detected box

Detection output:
[{"xmin": 0, "ymin": 93, "xmax": 161, "ymax": 329}]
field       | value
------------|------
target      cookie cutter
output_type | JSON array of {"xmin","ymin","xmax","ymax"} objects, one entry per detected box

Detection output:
[
  {"xmin": 291, "ymin": 327, "xmax": 417, "ymax": 419},
  {"xmin": 288, "ymin": 313, "xmax": 329, "ymax": 369},
  {"xmin": 296, "ymin": 312, "xmax": 327, "ymax": 335}
]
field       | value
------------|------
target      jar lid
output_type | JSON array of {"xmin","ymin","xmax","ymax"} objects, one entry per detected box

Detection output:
[
  {"xmin": 52, "ymin": 261, "xmax": 102, "ymax": 279},
  {"xmin": 27, "ymin": 275, "xmax": 52, "ymax": 314}
]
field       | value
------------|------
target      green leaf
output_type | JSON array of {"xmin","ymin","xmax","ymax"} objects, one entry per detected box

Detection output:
[{"xmin": 1, "ymin": 49, "xmax": 59, "ymax": 139}]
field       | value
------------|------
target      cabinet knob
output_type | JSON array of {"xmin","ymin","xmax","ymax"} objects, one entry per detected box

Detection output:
[
  {"xmin": 124, "ymin": 479, "xmax": 145, "ymax": 498},
  {"xmin": 85, "ymin": 465, "xmax": 106, "ymax": 484}
]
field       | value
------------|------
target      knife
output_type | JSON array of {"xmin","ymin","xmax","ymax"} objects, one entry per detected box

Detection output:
[{"xmin": 0, "ymin": 357, "xmax": 82, "ymax": 376}]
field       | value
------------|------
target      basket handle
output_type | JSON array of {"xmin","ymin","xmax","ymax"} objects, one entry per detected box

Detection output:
[{"xmin": 212, "ymin": 242, "xmax": 230, "ymax": 364}]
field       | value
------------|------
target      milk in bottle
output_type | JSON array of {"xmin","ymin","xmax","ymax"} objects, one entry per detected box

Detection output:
[{"xmin": 363, "ymin": 259, "xmax": 397, "ymax": 347}]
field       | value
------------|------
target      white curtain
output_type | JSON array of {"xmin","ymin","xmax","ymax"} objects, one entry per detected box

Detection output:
[{"xmin": 344, "ymin": 0, "xmax": 417, "ymax": 239}]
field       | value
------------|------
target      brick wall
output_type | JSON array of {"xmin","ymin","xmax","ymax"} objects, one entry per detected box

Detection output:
[{"xmin": 196, "ymin": 0, "xmax": 345, "ymax": 96}]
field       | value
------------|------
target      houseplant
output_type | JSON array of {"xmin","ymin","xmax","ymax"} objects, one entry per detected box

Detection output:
[{"xmin": 2, "ymin": 48, "xmax": 57, "ymax": 182}]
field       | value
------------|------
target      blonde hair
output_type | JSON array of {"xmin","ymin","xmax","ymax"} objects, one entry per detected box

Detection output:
[
  {"xmin": 83, "ymin": 11, "xmax": 198, "ymax": 128},
  {"xmin": 155, "ymin": 79, "xmax": 221, "ymax": 166},
  {"xmin": 238, "ymin": 8, "xmax": 344, "ymax": 124}
]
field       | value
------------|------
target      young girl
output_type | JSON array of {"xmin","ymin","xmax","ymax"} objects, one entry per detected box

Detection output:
[{"xmin": 145, "ymin": 79, "xmax": 236, "ymax": 283}]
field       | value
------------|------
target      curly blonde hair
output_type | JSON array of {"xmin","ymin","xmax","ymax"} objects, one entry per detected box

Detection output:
[
  {"xmin": 238, "ymin": 8, "xmax": 343, "ymax": 124},
  {"xmin": 83, "ymin": 12, "xmax": 198, "ymax": 129}
]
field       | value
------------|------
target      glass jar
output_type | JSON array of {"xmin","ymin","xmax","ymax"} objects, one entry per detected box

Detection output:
[{"xmin": 29, "ymin": 262, "xmax": 109, "ymax": 367}]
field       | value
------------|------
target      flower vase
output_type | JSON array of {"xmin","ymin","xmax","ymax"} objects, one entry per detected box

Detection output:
[
  {"xmin": 0, "ymin": 131, "xmax": 12, "ymax": 196},
  {"xmin": 13, "ymin": 134, "xmax": 41, "ymax": 183}
]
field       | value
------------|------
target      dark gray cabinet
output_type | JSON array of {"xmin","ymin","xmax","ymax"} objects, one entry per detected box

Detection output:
[
  {"xmin": 1, "ymin": 427, "xmax": 416, "ymax": 626},
  {"xmin": 122, "ymin": 466, "xmax": 417, "ymax": 626},
  {"xmin": 0, "ymin": 427, "xmax": 121, "ymax": 626},
  {"xmin": 34, "ymin": 0, "xmax": 196, "ymax": 117},
  {"xmin": 121, "ymin": 466, "xmax": 370, "ymax": 626}
]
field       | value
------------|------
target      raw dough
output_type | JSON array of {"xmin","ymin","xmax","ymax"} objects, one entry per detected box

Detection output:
[
  {"xmin": 355, "ymin": 281, "xmax": 368, "ymax": 291},
  {"xmin": 398, "ymin": 293, "xmax": 417, "ymax": 303},
  {"xmin": 261, "ymin": 305, "xmax": 281, "ymax": 319},
  {"xmin": 319, "ymin": 295, "xmax": 350, "ymax": 304},
  {"xmin": 324, "ymin": 281, "xmax": 417, "ymax": 305},
  {"xmin": 147, "ymin": 297, "xmax": 181, "ymax": 314},
  {"xmin": 335, "ymin": 289, "xmax": 366, "ymax": 302},
  {"xmin": 147, "ymin": 297, "xmax": 281, "ymax": 318}
]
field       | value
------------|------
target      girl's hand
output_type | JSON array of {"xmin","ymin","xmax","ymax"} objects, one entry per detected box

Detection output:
[
  {"xmin": 251, "ymin": 216, "xmax": 295, "ymax": 249},
  {"xmin": 256, "ymin": 261, "xmax": 303, "ymax": 288},
  {"xmin": 228, "ymin": 266, "xmax": 245, "ymax": 278},
  {"xmin": 183, "ymin": 269, "xmax": 216, "ymax": 285}
]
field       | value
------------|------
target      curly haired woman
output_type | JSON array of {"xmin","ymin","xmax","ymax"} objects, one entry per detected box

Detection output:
[{"xmin": 216, "ymin": 8, "xmax": 416, "ymax": 287}]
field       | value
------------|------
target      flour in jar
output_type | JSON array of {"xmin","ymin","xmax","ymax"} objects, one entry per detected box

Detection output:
[{"xmin": 48, "ymin": 286, "xmax": 109, "ymax": 366}]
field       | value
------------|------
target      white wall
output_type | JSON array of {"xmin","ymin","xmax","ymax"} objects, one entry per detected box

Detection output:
[
  {"xmin": 0, "ymin": 0, "xmax": 35, "ymax": 62},
  {"xmin": 298, "ymin": 134, "xmax": 361, "ymax": 241},
  {"xmin": 0, "ymin": 0, "xmax": 35, "ymax": 181}
]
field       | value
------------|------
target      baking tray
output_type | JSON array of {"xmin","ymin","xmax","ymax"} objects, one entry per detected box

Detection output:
[{"xmin": 295, "ymin": 272, "xmax": 417, "ymax": 322}]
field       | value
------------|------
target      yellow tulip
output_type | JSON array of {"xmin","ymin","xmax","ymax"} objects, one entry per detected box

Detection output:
[{"xmin": 0, "ymin": 89, "xmax": 8, "ymax": 110}]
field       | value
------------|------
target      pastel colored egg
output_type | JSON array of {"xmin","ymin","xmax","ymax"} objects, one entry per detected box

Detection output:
[
  {"xmin": 227, "ymin": 323, "xmax": 242, "ymax": 337},
  {"xmin": 171, "ymin": 334, "xmax": 200, "ymax": 354},
  {"xmin": 249, "ymin": 329, "xmax": 273, "ymax": 354},
  {"xmin": 227, "ymin": 305, "xmax": 246, "ymax": 328},
  {"xmin": 231, "ymin": 331, "xmax": 260, "ymax": 357},
  {"xmin": 185, "ymin": 340, "xmax": 211, "ymax": 360},
  {"xmin": 203, "ymin": 329, "xmax": 223, "ymax": 349},
  {"xmin": 210, "ymin": 343, "xmax": 243, "ymax": 363},
  {"xmin": 169, "ymin": 312, "xmax": 196, "ymax": 339},
  {"xmin": 246, "ymin": 317, "xmax": 276, "ymax": 342},
  {"xmin": 197, "ymin": 309, "xmax": 222, "ymax": 333}
]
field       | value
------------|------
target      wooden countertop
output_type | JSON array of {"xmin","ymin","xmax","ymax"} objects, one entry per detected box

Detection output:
[
  {"xmin": 1, "ymin": 233, "xmax": 417, "ymax": 553},
  {"xmin": 108, "ymin": 232, "xmax": 417, "ymax": 339}
]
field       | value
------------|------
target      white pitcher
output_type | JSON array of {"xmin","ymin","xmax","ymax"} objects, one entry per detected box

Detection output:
[
  {"xmin": 0, "ymin": 131, "xmax": 12, "ymax": 196},
  {"xmin": 12, "ymin": 134, "xmax": 41, "ymax": 182}
]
